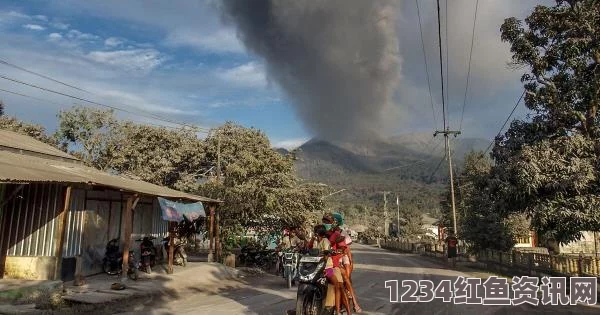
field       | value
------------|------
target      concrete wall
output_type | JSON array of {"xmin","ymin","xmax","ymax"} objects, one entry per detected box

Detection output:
[{"xmin": 3, "ymin": 256, "xmax": 57, "ymax": 280}]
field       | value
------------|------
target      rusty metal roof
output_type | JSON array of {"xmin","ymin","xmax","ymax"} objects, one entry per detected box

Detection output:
[
  {"xmin": 0, "ymin": 129, "xmax": 76, "ymax": 160},
  {"xmin": 0, "ymin": 130, "xmax": 220, "ymax": 203}
]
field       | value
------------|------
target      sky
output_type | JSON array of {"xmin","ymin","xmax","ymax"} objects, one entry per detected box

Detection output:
[{"xmin": 0, "ymin": 0, "xmax": 551, "ymax": 149}]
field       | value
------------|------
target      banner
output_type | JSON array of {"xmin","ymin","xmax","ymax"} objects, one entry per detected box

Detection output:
[{"xmin": 158, "ymin": 197, "xmax": 206, "ymax": 222}]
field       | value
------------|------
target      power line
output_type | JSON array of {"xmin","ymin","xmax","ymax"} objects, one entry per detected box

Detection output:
[
  {"xmin": 415, "ymin": 0, "xmax": 438, "ymax": 130},
  {"xmin": 459, "ymin": 0, "xmax": 480, "ymax": 132},
  {"xmin": 0, "ymin": 87, "xmax": 198, "ymax": 131},
  {"xmin": 483, "ymin": 89, "xmax": 526, "ymax": 155},
  {"xmin": 445, "ymin": 0, "xmax": 449, "ymax": 119},
  {"xmin": 436, "ymin": 0, "xmax": 447, "ymax": 131},
  {"xmin": 385, "ymin": 138, "xmax": 444, "ymax": 171},
  {"xmin": 0, "ymin": 87, "xmax": 65, "ymax": 106},
  {"xmin": 0, "ymin": 74, "xmax": 210, "ymax": 132},
  {"xmin": 428, "ymin": 151, "xmax": 447, "ymax": 182},
  {"xmin": 0, "ymin": 58, "xmax": 92, "ymax": 94}
]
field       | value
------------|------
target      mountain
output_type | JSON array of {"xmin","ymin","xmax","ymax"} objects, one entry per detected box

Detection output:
[{"xmin": 289, "ymin": 133, "xmax": 489, "ymax": 220}]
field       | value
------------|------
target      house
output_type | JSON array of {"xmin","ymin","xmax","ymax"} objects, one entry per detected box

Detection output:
[
  {"xmin": 0, "ymin": 130, "xmax": 220, "ymax": 281},
  {"xmin": 421, "ymin": 213, "xmax": 439, "ymax": 240},
  {"xmin": 557, "ymin": 231, "xmax": 599, "ymax": 256}
]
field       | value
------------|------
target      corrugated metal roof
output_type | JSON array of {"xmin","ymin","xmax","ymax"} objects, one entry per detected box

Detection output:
[
  {"xmin": 0, "ymin": 141, "xmax": 220, "ymax": 203},
  {"xmin": 0, "ymin": 129, "xmax": 76, "ymax": 160}
]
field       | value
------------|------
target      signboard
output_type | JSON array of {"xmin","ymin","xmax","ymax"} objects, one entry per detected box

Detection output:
[{"xmin": 158, "ymin": 197, "xmax": 205, "ymax": 222}]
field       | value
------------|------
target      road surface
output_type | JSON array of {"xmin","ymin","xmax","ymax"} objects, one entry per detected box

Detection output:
[{"xmin": 115, "ymin": 244, "xmax": 599, "ymax": 315}]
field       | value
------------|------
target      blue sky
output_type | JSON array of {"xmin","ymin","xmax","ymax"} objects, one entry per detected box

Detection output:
[{"xmin": 0, "ymin": 0, "xmax": 550, "ymax": 148}]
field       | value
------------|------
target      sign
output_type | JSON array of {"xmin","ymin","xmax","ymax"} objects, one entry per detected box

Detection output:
[{"xmin": 158, "ymin": 197, "xmax": 205, "ymax": 222}]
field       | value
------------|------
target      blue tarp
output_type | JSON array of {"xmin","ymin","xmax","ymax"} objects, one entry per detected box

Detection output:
[{"xmin": 158, "ymin": 197, "xmax": 206, "ymax": 222}]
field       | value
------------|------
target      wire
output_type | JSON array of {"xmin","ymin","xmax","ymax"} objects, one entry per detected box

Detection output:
[
  {"xmin": 483, "ymin": 89, "xmax": 526, "ymax": 155},
  {"xmin": 0, "ymin": 87, "xmax": 192, "ymax": 131},
  {"xmin": 459, "ymin": 0, "xmax": 480, "ymax": 132},
  {"xmin": 0, "ymin": 87, "xmax": 64, "ymax": 106},
  {"xmin": 429, "ymin": 151, "xmax": 447, "ymax": 182},
  {"xmin": 415, "ymin": 0, "xmax": 438, "ymax": 130},
  {"xmin": 385, "ymin": 138, "xmax": 444, "ymax": 171},
  {"xmin": 0, "ymin": 74, "xmax": 210, "ymax": 132},
  {"xmin": 436, "ymin": 0, "xmax": 447, "ymax": 131},
  {"xmin": 445, "ymin": 0, "xmax": 449, "ymax": 119},
  {"xmin": 0, "ymin": 58, "xmax": 92, "ymax": 94}
]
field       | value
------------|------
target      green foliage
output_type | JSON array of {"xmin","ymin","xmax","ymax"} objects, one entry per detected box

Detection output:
[
  {"xmin": 55, "ymin": 106, "xmax": 206, "ymax": 190},
  {"xmin": 443, "ymin": 152, "xmax": 527, "ymax": 252},
  {"xmin": 0, "ymin": 115, "xmax": 58, "ymax": 146},
  {"xmin": 196, "ymin": 123, "xmax": 326, "ymax": 239},
  {"xmin": 493, "ymin": 0, "xmax": 600, "ymax": 244}
]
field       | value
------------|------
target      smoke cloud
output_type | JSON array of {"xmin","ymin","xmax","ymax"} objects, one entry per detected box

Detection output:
[{"xmin": 220, "ymin": 0, "xmax": 401, "ymax": 142}]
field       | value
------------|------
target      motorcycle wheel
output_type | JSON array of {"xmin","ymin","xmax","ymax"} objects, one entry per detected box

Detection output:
[
  {"xmin": 296, "ymin": 291, "xmax": 321, "ymax": 315},
  {"xmin": 145, "ymin": 265, "xmax": 152, "ymax": 274},
  {"xmin": 287, "ymin": 273, "xmax": 293, "ymax": 289}
]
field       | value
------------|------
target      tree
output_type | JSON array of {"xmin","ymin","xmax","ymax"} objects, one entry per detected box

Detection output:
[
  {"xmin": 493, "ymin": 0, "xmax": 600, "ymax": 243},
  {"xmin": 442, "ymin": 152, "xmax": 530, "ymax": 252},
  {"xmin": 55, "ymin": 106, "xmax": 206, "ymax": 190},
  {"xmin": 0, "ymin": 115, "xmax": 57, "ymax": 146},
  {"xmin": 196, "ymin": 123, "xmax": 326, "ymax": 243},
  {"xmin": 0, "ymin": 100, "xmax": 4, "ymax": 116}
]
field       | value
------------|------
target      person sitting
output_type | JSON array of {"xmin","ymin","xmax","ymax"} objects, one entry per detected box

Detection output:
[
  {"xmin": 321, "ymin": 214, "xmax": 353, "ymax": 314},
  {"xmin": 329, "ymin": 212, "xmax": 362, "ymax": 313}
]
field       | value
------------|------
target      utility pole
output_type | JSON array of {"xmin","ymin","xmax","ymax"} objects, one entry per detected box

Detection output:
[
  {"xmin": 381, "ymin": 191, "xmax": 390, "ymax": 237},
  {"xmin": 396, "ymin": 194, "xmax": 400, "ymax": 238},
  {"xmin": 434, "ymin": 129, "xmax": 461, "ymax": 237}
]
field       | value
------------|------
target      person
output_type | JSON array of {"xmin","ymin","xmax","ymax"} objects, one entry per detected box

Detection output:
[
  {"xmin": 328, "ymin": 212, "xmax": 362, "ymax": 313},
  {"xmin": 321, "ymin": 214, "xmax": 354, "ymax": 314}
]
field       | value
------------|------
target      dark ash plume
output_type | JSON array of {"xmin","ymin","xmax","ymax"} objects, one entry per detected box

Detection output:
[{"xmin": 220, "ymin": 0, "xmax": 400, "ymax": 142}]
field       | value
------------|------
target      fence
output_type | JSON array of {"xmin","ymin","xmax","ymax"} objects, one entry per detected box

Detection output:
[{"xmin": 380, "ymin": 240, "xmax": 600, "ymax": 278}]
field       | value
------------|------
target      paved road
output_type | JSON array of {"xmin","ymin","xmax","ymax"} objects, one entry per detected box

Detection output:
[{"xmin": 115, "ymin": 244, "xmax": 600, "ymax": 315}]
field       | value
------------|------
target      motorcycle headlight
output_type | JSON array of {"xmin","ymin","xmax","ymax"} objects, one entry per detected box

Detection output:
[{"xmin": 299, "ymin": 261, "xmax": 324, "ymax": 281}]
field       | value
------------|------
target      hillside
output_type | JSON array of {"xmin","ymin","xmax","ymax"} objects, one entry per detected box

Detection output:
[{"xmin": 284, "ymin": 134, "xmax": 489, "ymax": 223}]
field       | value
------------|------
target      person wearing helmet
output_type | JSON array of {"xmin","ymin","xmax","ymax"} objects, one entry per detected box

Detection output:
[{"xmin": 330, "ymin": 212, "xmax": 362, "ymax": 313}]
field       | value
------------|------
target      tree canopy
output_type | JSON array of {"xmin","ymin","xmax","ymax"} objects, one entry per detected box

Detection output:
[{"xmin": 491, "ymin": 0, "xmax": 600, "ymax": 244}]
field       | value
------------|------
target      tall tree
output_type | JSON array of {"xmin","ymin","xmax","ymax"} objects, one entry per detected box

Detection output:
[
  {"xmin": 197, "ymin": 122, "xmax": 325, "ymax": 244},
  {"xmin": 55, "ymin": 106, "xmax": 206, "ymax": 190},
  {"xmin": 493, "ymin": 0, "xmax": 600, "ymax": 243}
]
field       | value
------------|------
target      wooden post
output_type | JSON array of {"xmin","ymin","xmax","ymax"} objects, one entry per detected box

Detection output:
[
  {"xmin": 167, "ymin": 222, "xmax": 175, "ymax": 274},
  {"xmin": 54, "ymin": 185, "xmax": 72, "ymax": 280},
  {"xmin": 120, "ymin": 195, "xmax": 136, "ymax": 281},
  {"xmin": 215, "ymin": 211, "xmax": 221, "ymax": 262},
  {"xmin": 208, "ymin": 205, "xmax": 215, "ymax": 262}
]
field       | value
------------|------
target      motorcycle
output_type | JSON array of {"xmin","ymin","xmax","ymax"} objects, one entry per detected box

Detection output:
[
  {"xmin": 102, "ymin": 238, "xmax": 138, "ymax": 280},
  {"xmin": 282, "ymin": 248, "xmax": 301, "ymax": 288},
  {"xmin": 136, "ymin": 236, "xmax": 157, "ymax": 273},
  {"xmin": 162, "ymin": 236, "xmax": 187, "ymax": 267},
  {"xmin": 295, "ymin": 249, "xmax": 332, "ymax": 315}
]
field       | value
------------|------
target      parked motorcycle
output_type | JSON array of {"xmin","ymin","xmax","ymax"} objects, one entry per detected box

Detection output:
[
  {"xmin": 282, "ymin": 248, "xmax": 301, "ymax": 288},
  {"xmin": 240, "ymin": 245, "xmax": 277, "ymax": 270},
  {"xmin": 162, "ymin": 236, "xmax": 187, "ymax": 267},
  {"xmin": 136, "ymin": 236, "xmax": 157, "ymax": 273},
  {"xmin": 102, "ymin": 238, "xmax": 138, "ymax": 280}
]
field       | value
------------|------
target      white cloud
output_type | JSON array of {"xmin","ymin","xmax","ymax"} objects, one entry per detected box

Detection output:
[
  {"xmin": 50, "ymin": 21, "xmax": 70, "ymax": 30},
  {"xmin": 5, "ymin": 11, "xmax": 30, "ymax": 19},
  {"xmin": 86, "ymin": 49, "xmax": 166, "ymax": 73},
  {"xmin": 273, "ymin": 138, "xmax": 309, "ymax": 150},
  {"xmin": 66, "ymin": 29, "xmax": 99, "ymax": 41},
  {"xmin": 165, "ymin": 28, "xmax": 245, "ymax": 53},
  {"xmin": 217, "ymin": 62, "xmax": 267, "ymax": 88},
  {"xmin": 47, "ymin": 33, "xmax": 63, "ymax": 41},
  {"xmin": 23, "ymin": 24, "xmax": 45, "ymax": 31},
  {"xmin": 104, "ymin": 37, "xmax": 124, "ymax": 47},
  {"xmin": 98, "ymin": 89, "xmax": 201, "ymax": 116},
  {"xmin": 34, "ymin": 15, "xmax": 48, "ymax": 22}
]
